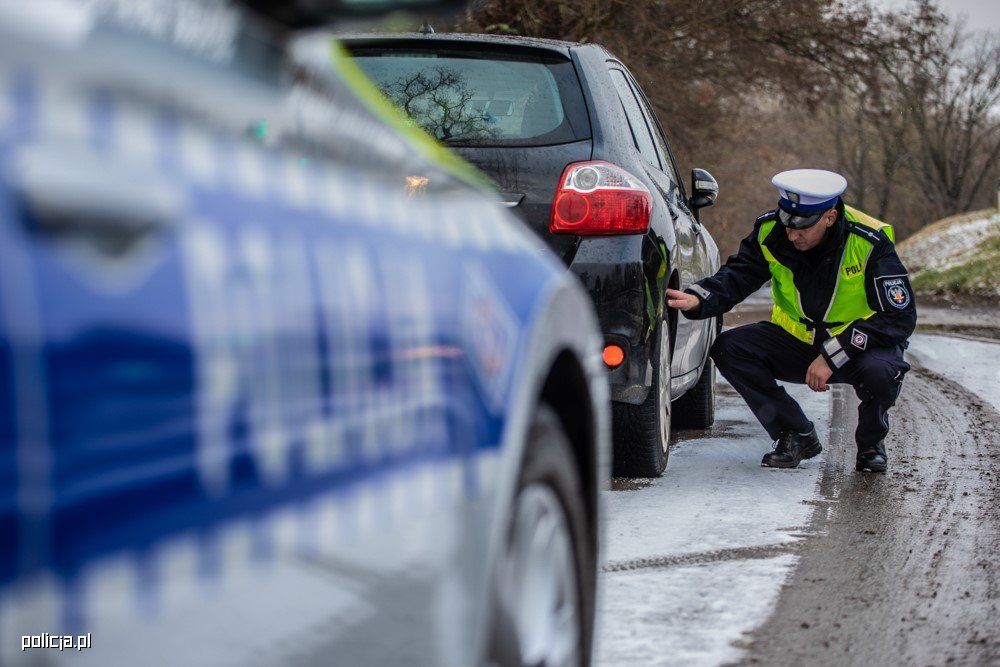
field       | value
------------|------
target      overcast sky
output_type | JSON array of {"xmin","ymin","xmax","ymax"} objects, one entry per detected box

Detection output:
[{"xmin": 872, "ymin": 0, "xmax": 1000, "ymax": 31}]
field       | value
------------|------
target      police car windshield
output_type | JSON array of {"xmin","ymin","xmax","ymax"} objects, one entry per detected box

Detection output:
[{"xmin": 351, "ymin": 48, "xmax": 591, "ymax": 147}]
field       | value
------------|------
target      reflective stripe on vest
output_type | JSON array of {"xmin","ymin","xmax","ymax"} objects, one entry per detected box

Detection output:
[{"xmin": 758, "ymin": 208, "xmax": 895, "ymax": 345}]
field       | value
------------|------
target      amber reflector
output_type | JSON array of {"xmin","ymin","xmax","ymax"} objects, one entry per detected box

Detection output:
[{"xmin": 603, "ymin": 345, "xmax": 625, "ymax": 368}]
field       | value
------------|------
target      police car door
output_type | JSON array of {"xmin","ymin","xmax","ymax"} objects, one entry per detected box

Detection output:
[
  {"xmin": 1, "ymin": 3, "xmax": 558, "ymax": 664},
  {"xmin": 0, "ymin": 3, "xmax": 233, "ymax": 661},
  {"xmin": 0, "ymin": 5, "xmax": 458, "ymax": 665},
  {"xmin": 0, "ymin": 0, "xmax": 329, "ymax": 657}
]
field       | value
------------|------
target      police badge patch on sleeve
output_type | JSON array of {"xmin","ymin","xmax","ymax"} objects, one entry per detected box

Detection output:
[
  {"xmin": 875, "ymin": 274, "xmax": 913, "ymax": 310},
  {"xmin": 851, "ymin": 328, "xmax": 868, "ymax": 350}
]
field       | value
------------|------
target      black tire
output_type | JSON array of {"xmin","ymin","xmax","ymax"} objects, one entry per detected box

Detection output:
[
  {"xmin": 612, "ymin": 323, "xmax": 672, "ymax": 478},
  {"xmin": 487, "ymin": 404, "xmax": 595, "ymax": 667},
  {"xmin": 672, "ymin": 357, "xmax": 716, "ymax": 429}
]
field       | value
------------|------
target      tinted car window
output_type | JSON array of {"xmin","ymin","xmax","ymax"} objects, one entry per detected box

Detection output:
[
  {"xmin": 624, "ymin": 74, "xmax": 680, "ymax": 187},
  {"xmin": 352, "ymin": 49, "xmax": 591, "ymax": 147},
  {"xmin": 610, "ymin": 68, "xmax": 659, "ymax": 168}
]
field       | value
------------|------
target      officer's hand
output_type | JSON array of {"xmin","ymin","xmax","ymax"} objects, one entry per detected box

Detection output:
[
  {"xmin": 806, "ymin": 355, "xmax": 833, "ymax": 392},
  {"xmin": 666, "ymin": 288, "xmax": 700, "ymax": 312}
]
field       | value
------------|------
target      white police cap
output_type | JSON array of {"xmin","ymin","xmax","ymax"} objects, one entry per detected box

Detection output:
[{"xmin": 772, "ymin": 169, "xmax": 847, "ymax": 214}]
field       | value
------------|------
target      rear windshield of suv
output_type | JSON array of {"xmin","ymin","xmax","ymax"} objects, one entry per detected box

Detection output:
[{"xmin": 350, "ymin": 47, "xmax": 591, "ymax": 147}]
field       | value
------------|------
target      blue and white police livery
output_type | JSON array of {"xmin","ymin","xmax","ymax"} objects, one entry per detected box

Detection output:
[{"xmin": 0, "ymin": 2, "xmax": 609, "ymax": 665}]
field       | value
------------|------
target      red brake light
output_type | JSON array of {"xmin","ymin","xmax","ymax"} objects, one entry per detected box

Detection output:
[{"xmin": 549, "ymin": 161, "xmax": 652, "ymax": 235}]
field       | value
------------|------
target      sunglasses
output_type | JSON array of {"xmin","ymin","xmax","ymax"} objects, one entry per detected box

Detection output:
[{"xmin": 777, "ymin": 204, "xmax": 829, "ymax": 230}]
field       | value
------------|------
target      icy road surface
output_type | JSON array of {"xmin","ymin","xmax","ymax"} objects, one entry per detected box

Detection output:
[
  {"xmin": 596, "ymin": 380, "xmax": 831, "ymax": 666},
  {"xmin": 906, "ymin": 333, "xmax": 1000, "ymax": 411},
  {"xmin": 597, "ymin": 333, "xmax": 1000, "ymax": 666}
]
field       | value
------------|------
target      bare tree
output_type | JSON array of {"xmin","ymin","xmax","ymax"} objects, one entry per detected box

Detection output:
[
  {"xmin": 824, "ymin": 63, "xmax": 917, "ymax": 223},
  {"xmin": 458, "ymin": 0, "xmax": 900, "ymax": 254},
  {"xmin": 455, "ymin": 0, "xmax": 999, "ymax": 252},
  {"xmin": 382, "ymin": 67, "xmax": 499, "ymax": 143},
  {"xmin": 892, "ymin": 23, "xmax": 1000, "ymax": 218},
  {"xmin": 461, "ymin": 0, "xmax": 887, "ymax": 154}
]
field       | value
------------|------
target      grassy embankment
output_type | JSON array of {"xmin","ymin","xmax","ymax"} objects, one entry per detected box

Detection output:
[{"xmin": 897, "ymin": 208, "xmax": 1000, "ymax": 297}]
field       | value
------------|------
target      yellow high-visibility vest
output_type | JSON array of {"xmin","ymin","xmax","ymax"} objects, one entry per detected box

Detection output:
[{"xmin": 758, "ymin": 206, "xmax": 894, "ymax": 345}]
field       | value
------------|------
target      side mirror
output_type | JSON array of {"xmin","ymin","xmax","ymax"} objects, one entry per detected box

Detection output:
[
  {"xmin": 689, "ymin": 168, "xmax": 718, "ymax": 211},
  {"xmin": 241, "ymin": 0, "xmax": 467, "ymax": 29}
]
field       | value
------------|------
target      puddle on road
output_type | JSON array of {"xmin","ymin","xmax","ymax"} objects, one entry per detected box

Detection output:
[{"xmin": 671, "ymin": 418, "xmax": 743, "ymax": 443}]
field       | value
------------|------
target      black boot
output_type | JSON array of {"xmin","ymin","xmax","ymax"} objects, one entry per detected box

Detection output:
[
  {"xmin": 761, "ymin": 425, "xmax": 822, "ymax": 469},
  {"xmin": 856, "ymin": 442, "xmax": 888, "ymax": 473}
]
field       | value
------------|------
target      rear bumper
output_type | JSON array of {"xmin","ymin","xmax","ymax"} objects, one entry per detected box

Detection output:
[{"xmin": 568, "ymin": 240, "xmax": 654, "ymax": 405}]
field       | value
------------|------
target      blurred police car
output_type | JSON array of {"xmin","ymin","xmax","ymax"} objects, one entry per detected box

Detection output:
[{"xmin": 0, "ymin": 1, "xmax": 609, "ymax": 665}]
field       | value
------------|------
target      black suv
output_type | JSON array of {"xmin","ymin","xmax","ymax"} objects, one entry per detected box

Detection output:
[{"xmin": 347, "ymin": 34, "xmax": 721, "ymax": 477}]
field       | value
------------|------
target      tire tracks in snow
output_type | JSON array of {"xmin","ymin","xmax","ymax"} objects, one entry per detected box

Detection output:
[
  {"xmin": 736, "ymin": 357, "xmax": 1000, "ymax": 666},
  {"xmin": 602, "ymin": 542, "xmax": 803, "ymax": 574}
]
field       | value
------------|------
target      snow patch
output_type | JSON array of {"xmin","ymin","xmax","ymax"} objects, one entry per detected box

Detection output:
[
  {"xmin": 601, "ymin": 382, "xmax": 829, "ymax": 563},
  {"xmin": 596, "ymin": 555, "xmax": 797, "ymax": 667},
  {"xmin": 899, "ymin": 211, "xmax": 1000, "ymax": 273},
  {"xmin": 597, "ymin": 381, "xmax": 831, "ymax": 665},
  {"xmin": 907, "ymin": 334, "xmax": 1000, "ymax": 412}
]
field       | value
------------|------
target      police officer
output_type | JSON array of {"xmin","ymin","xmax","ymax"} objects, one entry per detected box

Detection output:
[{"xmin": 666, "ymin": 169, "xmax": 915, "ymax": 473}]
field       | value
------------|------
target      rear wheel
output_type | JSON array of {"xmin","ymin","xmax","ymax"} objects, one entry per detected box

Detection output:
[
  {"xmin": 488, "ymin": 405, "xmax": 595, "ymax": 667},
  {"xmin": 612, "ymin": 324, "xmax": 672, "ymax": 478},
  {"xmin": 672, "ymin": 357, "xmax": 716, "ymax": 429}
]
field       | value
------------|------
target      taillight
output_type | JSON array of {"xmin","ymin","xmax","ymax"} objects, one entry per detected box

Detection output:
[{"xmin": 549, "ymin": 161, "xmax": 652, "ymax": 235}]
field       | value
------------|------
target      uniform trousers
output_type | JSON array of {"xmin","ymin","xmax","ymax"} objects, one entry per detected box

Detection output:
[{"xmin": 710, "ymin": 322, "xmax": 909, "ymax": 452}]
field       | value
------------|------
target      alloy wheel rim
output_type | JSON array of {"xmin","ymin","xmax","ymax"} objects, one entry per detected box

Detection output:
[
  {"xmin": 659, "ymin": 328, "xmax": 672, "ymax": 453},
  {"xmin": 497, "ymin": 483, "xmax": 580, "ymax": 667},
  {"xmin": 709, "ymin": 362, "xmax": 715, "ymax": 405}
]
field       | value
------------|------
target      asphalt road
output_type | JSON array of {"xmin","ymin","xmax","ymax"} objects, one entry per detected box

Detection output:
[
  {"xmin": 598, "ymin": 321, "xmax": 1000, "ymax": 666},
  {"xmin": 736, "ymin": 356, "xmax": 1000, "ymax": 665}
]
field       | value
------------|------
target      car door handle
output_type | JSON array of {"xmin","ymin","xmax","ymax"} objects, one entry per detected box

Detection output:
[{"xmin": 13, "ymin": 143, "xmax": 182, "ymax": 245}]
